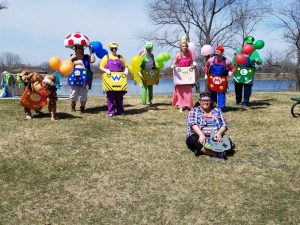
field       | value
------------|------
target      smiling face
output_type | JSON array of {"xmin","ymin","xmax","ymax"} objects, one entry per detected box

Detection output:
[
  {"xmin": 199, "ymin": 96, "xmax": 212, "ymax": 111},
  {"xmin": 180, "ymin": 43, "xmax": 188, "ymax": 53}
]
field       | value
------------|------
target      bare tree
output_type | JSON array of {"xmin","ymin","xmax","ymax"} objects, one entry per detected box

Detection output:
[
  {"xmin": 0, "ymin": 52, "xmax": 22, "ymax": 70},
  {"xmin": 138, "ymin": 0, "xmax": 271, "ymax": 50},
  {"xmin": 272, "ymin": 0, "xmax": 300, "ymax": 90},
  {"xmin": 0, "ymin": 0, "xmax": 8, "ymax": 10}
]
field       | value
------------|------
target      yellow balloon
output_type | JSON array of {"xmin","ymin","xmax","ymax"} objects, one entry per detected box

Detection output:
[
  {"xmin": 129, "ymin": 65, "xmax": 140, "ymax": 74},
  {"xmin": 60, "ymin": 60, "xmax": 74, "ymax": 75},
  {"xmin": 49, "ymin": 56, "xmax": 61, "ymax": 71},
  {"xmin": 130, "ymin": 56, "xmax": 142, "ymax": 68},
  {"xmin": 133, "ymin": 73, "xmax": 142, "ymax": 84}
]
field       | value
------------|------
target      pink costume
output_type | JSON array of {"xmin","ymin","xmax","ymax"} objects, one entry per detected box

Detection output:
[{"xmin": 172, "ymin": 51, "xmax": 193, "ymax": 109}]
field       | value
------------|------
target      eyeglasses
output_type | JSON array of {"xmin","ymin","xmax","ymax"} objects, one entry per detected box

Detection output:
[
  {"xmin": 110, "ymin": 48, "xmax": 117, "ymax": 51},
  {"xmin": 200, "ymin": 99, "xmax": 211, "ymax": 103}
]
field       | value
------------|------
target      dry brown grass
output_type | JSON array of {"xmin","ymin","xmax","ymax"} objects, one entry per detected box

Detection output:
[{"xmin": 0, "ymin": 92, "xmax": 299, "ymax": 225}]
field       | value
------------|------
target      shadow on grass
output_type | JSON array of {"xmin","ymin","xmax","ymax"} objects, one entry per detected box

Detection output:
[
  {"xmin": 33, "ymin": 112, "xmax": 82, "ymax": 120},
  {"xmin": 84, "ymin": 105, "xmax": 107, "ymax": 114},
  {"xmin": 33, "ymin": 112, "xmax": 81, "ymax": 120},
  {"xmin": 249, "ymin": 99, "xmax": 272, "ymax": 108},
  {"xmin": 124, "ymin": 107, "xmax": 149, "ymax": 115}
]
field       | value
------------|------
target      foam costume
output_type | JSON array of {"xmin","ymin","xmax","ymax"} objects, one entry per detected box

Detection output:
[
  {"xmin": 19, "ymin": 72, "xmax": 57, "ymax": 120},
  {"xmin": 171, "ymin": 39, "xmax": 194, "ymax": 110},
  {"xmin": 204, "ymin": 46, "xmax": 235, "ymax": 111},
  {"xmin": 232, "ymin": 36, "xmax": 263, "ymax": 106},
  {"xmin": 64, "ymin": 32, "xmax": 95, "ymax": 113},
  {"xmin": 100, "ymin": 42, "xmax": 128, "ymax": 116},
  {"xmin": 139, "ymin": 42, "xmax": 158, "ymax": 106},
  {"xmin": 0, "ymin": 71, "xmax": 16, "ymax": 97}
]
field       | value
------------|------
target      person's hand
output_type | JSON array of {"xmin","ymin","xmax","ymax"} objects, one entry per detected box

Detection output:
[
  {"xmin": 204, "ymin": 74, "xmax": 208, "ymax": 80},
  {"xmin": 124, "ymin": 67, "xmax": 129, "ymax": 76},
  {"xmin": 171, "ymin": 64, "xmax": 176, "ymax": 69},
  {"xmin": 215, "ymin": 132, "xmax": 223, "ymax": 142},
  {"xmin": 228, "ymin": 71, "xmax": 233, "ymax": 77},
  {"xmin": 192, "ymin": 61, "xmax": 197, "ymax": 68},
  {"xmin": 104, "ymin": 69, "xmax": 111, "ymax": 74},
  {"xmin": 198, "ymin": 134, "xmax": 206, "ymax": 145}
]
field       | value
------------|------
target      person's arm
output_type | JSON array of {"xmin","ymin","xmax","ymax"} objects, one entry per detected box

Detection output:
[
  {"xmin": 203, "ymin": 58, "xmax": 212, "ymax": 79},
  {"xmin": 215, "ymin": 110, "xmax": 228, "ymax": 141},
  {"xmin": 89, "ymin": 46, "xmax": 96, "ymax": 63},
  {"xmin": 171, "ymin": 53, "xmax": 179, "ymax": 69},
  {"xmin": 99, "ymin": 55, "xmax": 110, "ymax": 74},
  {"xmin": 250, "ymin": 50, "xmax": 263, "ymax": 65},
  {"xmin": 226, "ymin": 59, "xmax": 236, "ymax": 76},
  {"xmin": 187, "ymin": 109, "xmax": 206, "ymax": 145}
]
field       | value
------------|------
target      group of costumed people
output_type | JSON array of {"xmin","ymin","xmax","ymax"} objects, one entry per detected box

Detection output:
[{"xmin": 17, "ymin": 32, "xmax": 263, "ymax": 159}]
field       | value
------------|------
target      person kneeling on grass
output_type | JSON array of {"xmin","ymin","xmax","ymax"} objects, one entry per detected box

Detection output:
[{"xmin": 186, "ymin": 91, "xmax": 234, "ymax": 159}]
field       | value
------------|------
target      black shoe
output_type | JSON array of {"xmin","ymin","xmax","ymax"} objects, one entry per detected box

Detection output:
[{"xmin": 80, "ymin": 106, "xmax": 85, "ymax": 114}]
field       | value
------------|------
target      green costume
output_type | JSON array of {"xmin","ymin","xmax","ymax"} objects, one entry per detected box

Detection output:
[{"xmin": 140, "ymin": 49, "xmax": 156, "ymax": 105}]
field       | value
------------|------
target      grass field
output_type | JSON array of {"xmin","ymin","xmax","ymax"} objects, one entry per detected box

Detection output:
[{"xmin": 0, "ymin": 92, "xmax": 299, "ymax": 225}]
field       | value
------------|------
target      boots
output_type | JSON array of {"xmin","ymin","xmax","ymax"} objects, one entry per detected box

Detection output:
[
  {"xmin": 80, "ymin": 106, "xmax": 85, "ymax": 114},
  {"xmin": 71, "ymin": 102, "xmax": 76, "ymax": 112}
]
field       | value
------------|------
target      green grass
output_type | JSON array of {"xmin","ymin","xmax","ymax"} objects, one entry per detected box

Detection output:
[{"xmin": 0, "ymin": 92, "xmax": 299, "ymax": 225}]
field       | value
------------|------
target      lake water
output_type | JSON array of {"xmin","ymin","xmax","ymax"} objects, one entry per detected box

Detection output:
[{"xmin": 57, "ymin": 80, "xmax": 297, "ymax": 96}]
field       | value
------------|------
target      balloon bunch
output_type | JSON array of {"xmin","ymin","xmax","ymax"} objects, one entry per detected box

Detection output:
[
  {"xmin": 188, "ymin": 42, "xmax": 196, "ymax": 60},
  {"xmin": 235, "ymin": 40, "xmax": 265, "ymax": 65},
  {"xmin": 49, "ymin": 56, "xmax": 73, "ymax": 76},
  {"xmin": 129, "ymin": 56, "xmax": 143, "ymax": 84},
  {"xmin": 91, "ymin": 41, "xmax": 108, "ymax": 59},
  {"xmin": 155, "ymin": 52, "xmax": 171, "ymax": 69}
]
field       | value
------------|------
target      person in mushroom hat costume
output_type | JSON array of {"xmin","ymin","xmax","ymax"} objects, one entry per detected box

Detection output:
[
  {"xmin": 99, "ymin": 42, "xmax": 129, "ymax": 117},
  {"xmin": 64, "ymin": 32, "xmax": 95, "ymax": 113}
]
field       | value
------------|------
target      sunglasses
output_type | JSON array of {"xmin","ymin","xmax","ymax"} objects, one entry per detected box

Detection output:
[
  {"xmin": 110, "ymin": 48, "xmax": 117, "ymax": 51},
  {"xmin": 200, "ymin": 99, "xmax": 211, "ymax": 102}
]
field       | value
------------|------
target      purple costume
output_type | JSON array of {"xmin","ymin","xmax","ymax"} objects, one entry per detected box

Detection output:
[{"xmin": 106, "ymin": 55, "xmax": 126, "ymax": 116}]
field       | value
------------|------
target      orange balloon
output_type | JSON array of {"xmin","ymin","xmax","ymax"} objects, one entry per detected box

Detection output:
[
  {"xmin": 49, "ymin": 56, "xmax": 61, "ymax": 71},
  {"xmin": 60, "ymin": 60, "xmax": 74, "ymax": 75}
]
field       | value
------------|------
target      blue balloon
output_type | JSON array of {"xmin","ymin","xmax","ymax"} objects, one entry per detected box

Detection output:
[
  {"xmin": 96, "ymin": 49, "xmax": 108, "ymax": 59},
  {"xmin": 91, "ymin": 41, "xmax": 102, "ymax": 53}
]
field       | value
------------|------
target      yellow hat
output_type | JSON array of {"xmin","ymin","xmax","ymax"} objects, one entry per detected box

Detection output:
[
  {"xmin": 108, "ymin": 42, "xmax": 119, "ymax": 48},
  {"xmin": 180, "ymin": 36, "xmax": 188, "ymax": 44}
]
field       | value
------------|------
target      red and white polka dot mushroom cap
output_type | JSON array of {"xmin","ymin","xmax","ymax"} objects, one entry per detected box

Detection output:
[{"xmin": 64, "ymin": 32, "xmax": 90, "ymax": 48}]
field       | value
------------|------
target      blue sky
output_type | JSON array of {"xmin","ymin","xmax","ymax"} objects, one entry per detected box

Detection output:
[{"xmin": 0, "ymin": 0, "xmax": 292, "ymax": 65}]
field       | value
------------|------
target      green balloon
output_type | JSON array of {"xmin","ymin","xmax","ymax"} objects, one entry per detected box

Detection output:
[
  {"xmin": 156, "ymin": 53, "xmax": 166, "ymax": 63},
  {"xmin": 162, "ymin": 52, "xmax": 171, "ymax": 61},
  {"xmin": 254, "ymin": 40, "xmax": 265, "ymax": 50},
  {"xmin": 156, "ymin": 61, "xmax": 164, "ymax": 69}
]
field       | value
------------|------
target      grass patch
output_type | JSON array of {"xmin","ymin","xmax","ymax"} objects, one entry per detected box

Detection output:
[{"xmin": 0, "ymin": 92, "xmax": 299, "ymax": 224}]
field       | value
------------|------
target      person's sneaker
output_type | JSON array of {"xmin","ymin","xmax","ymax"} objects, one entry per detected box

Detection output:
[
  {"xmin": 107, "ymin": 113, "xmax": 114, "ymax": 117},
  {"xmin": 241, "ymin": 105, "xmax": 249, "ymax": 110},
  {"xmin": 217, "ymin": 152, "xmax": 227, "ymax": 160},
  {"xmin": 149, "ymin": 100, "xmax": 153, "ymax": 106},
  {"xmin": 179, "ymin": 108, "xmax": 183, "ymax": 113},
  {"xmin": 25, "ymin": 114, "xmax": 32, "ymax": 120},
  {"xmin": 142, "ymin": 104, "xmax": 148, "ymax": 108}
]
